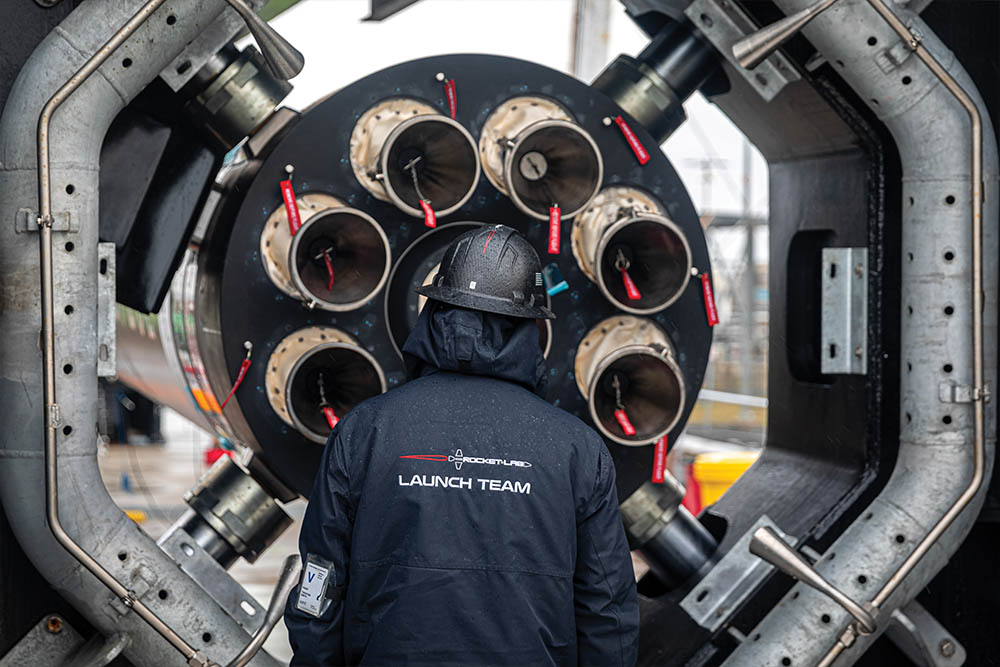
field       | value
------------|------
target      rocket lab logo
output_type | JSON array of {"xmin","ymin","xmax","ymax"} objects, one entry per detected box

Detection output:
[{"xmin": 400, "ymin": 449, "xmax": 532, "ymax": 470}]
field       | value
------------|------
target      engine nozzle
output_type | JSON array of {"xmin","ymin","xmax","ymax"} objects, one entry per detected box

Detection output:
[
  {"xmin": 575, "ymin": 316, "xmax": 686, "ymax": 445},
  {"xmin": 266, "ymin": 327, "xmax": 386, "ymax": 443},
  {"xmin": 380, "ymin": 114, "xmax": 481, "ymax": 218},
  {"xmin": 504, "ymin": 119, "xmax": 603, "ymax": 221},
  {"xmin": 289, "ymin": 207, "xmax": 391, "ymax": 311},
  {"xmin": 595, "ymin": 214, "xmax": 692, "ymax": 314},
  {"xmin": 260, "ymin": 194, "xmax": 391, "ymax": 311}
]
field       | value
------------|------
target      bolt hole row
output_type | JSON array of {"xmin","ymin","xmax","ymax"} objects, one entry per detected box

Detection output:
[
  {"xmin": 907, "ymin": 194, "xmax": 956, "ymax": 205},
  {"xmin": 906, "ymin": 304, "xmax": 954, "ymax": 316},
  {"xmin": 907, "ymin": 361, "xmax": 954, "ymax": 373},
  {"xmin": 905, "ymin": 410, "xmax": 954, "ymax": 425}
]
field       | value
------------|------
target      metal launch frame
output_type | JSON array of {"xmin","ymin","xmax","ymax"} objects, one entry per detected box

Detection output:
[{"xmin": 0, "ymin": 0, "xmax": 997, "ymax": 666}]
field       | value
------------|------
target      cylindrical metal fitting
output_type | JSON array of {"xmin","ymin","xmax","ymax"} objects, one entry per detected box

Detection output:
[
  {"xmin": 573, "ymin": 186, "xmax": 692, "ymax": 314},
  {"xmin": 574, "ymin": 315, "xmax": 686, "ymax": 445},
  {"xmin": 260, "ymin": 195, "xmax": 391, "ymax": 312},
  {"xmin": 478, "ymin": 95, "xmax": 573, "ymax": 194},
  {"xmin": 380, "ymin": 114, "xmax": 481, "ymax": 218},
  {"xmin": 502, "ymin": 119, "xmax": 603, "ymax": 221},
  {"xmin": 621, "ymin": 480, "xmax": 717, "ymax": 589},
  {"xmin": 264, "ymin": 326, "xmax": 386, "ymax": 443},
  {"xmin": 593, "ymin": 20, "xmax": 718, "ymax": 144},
  {"xmin": 349, "ymin": 98, "xmax": 480, "ymax": 218},
  {"xmin": 289, "ymin": 208, "xmax": 391, "ymax": 312},
  {"xmin": 182, "ymin": 44, "xmax": 292, "ymax": 150},
  {"xmin": 173, "ymin": 456, "xmax": 292, "ymax": 567}
]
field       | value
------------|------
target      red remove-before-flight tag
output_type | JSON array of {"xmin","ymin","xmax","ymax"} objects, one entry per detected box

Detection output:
[
  {"xmin": 614, "ymin": 409, "xmax": 637, "ymax": 437},
  {"xmin": 622, "ymin": 267, "xmax": 641, "ymax": 300},
  {"xmin": 323, "ymin": 250, "xmax": 335, "ymax": 291},
  {"xmin": 280, "ymin": 179, "xmax": 302, "ymax": 235},
  {"xmin": 220, "ymin": 358, "xmax": 251, "ymax": 410},
  {"xmin": 444, "ymin": 79, "xmax": 457, "ymax": 119},
  {"xmin": 651, "ymin": 435, "xmax": 668, "ymax": 484},
  {"xmin": 701, "ymin": 273, "xmax": 719, "ymax": 327},
  {"xmin": 614, "ymin": 115, "xmax": 650, "ymax": 165},
  {"xmin": 548, "ymin": 205, "xmax": 561, "ymax": 254},
  {"xmin": 321, "ymin": 406, "xmax": 339, "ymax": 430},
  {"xmin": 420, "ymin": 200, "xmax": 437, "ymax": 228}
]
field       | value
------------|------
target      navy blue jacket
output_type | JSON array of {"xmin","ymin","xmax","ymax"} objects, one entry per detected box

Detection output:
[{"xmin": 285, "ymin": 305, "xmax": 639, "ymax": 666}]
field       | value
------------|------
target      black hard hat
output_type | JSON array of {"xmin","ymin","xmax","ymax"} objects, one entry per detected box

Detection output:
[{"xmin": 415, "ymin": 224, "xmax": 556, "ymax": 319}]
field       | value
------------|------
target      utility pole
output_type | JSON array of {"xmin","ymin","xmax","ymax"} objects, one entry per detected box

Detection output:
[
  {"xmin": 741, "ymin": 139, "xmax": 755, "ymax": 399},
  {"xmin": 571, "ymin": 0, "xmax": 612, "ymax": 81}
]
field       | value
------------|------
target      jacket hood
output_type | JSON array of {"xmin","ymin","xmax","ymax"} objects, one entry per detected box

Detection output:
[{"xmin": 402, "ymin": 304, "xmax": 547, "ymax": 394}]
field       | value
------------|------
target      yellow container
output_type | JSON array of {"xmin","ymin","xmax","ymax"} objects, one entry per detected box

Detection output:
[
  {"xmin": 692, "ymin": 451, "xmax": 760, "ymax": 506},
  {"xmin": 124, "ymin": 509, "xmax": 147, "ymax": 524}
]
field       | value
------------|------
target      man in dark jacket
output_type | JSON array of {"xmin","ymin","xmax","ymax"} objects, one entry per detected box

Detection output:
[{"xmin": 285, "ymin": 224, "xmax": 639, "ymax": 666}]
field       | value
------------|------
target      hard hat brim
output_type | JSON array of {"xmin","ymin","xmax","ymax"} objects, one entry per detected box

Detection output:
[{"xmin": 415, "ymin": 285, "xmax": 556, "ymax": 320}]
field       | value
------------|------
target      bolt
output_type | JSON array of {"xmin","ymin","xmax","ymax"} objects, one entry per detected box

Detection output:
[
  {"xmin": 602, "ymin": 117, "xmax": 613, "ymax": 127},
  {"xmin": 46, "ymin": 616, "xmax": 63, "ymax": 634},
  {"xmin": 855, "ymin": 263, "xmax": 864, "ymax": 277},
  {"xmin": 435, "ymin": 72, "xmax": 445, "ymax": 82},
  {"xmin": 854, "ymin": 346, "xmax": 864, "ymax": 358},
  {"xmin": 939, "ymin": 639, "xmax": 955, "ymax": 658}
]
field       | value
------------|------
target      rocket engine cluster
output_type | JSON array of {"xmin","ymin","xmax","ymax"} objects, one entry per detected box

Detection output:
[
  {"xmin": 116, "ymin": 54, "xmax": 716, "ymax": 527},
  {"xmin": 2, "ymin": 1, "xmax": 997, "ymax": 665}
]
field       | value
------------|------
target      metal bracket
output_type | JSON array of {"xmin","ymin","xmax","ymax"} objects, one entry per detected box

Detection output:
[
  {"xmin": 158, "ymin": 527, "xmax": 266, "ymax": 632},
  {"xmin": 159, "ymin": 0, "xmax": 269, "ymax": 91},
  {"xmin": 684, "ymin": 0, "xmax": 802, "ymax": 102},
  {"xmin": 97, "ymin": 243, "xmax": 116, "ymax": 378},
  {"xmin": 14, "ymin": 208, "xmax": 76, "ymax": 233},
  {"xmin": 939, "ymin": 382, "xmax": 972, "ymax": 404},
  {"xmin": 886, "ymin": 599, "xmax": 966, "ymax": 667},
  {"xmin": 109, "ymin": 563, "xmax": 158, "ymax": 617},
  {"xmin": 821, "ymin": 247, "xmax": 868, "ymax": 375},
  {"xmin": 680, "ymin": 515, "xmax": 788, "ymax": 632},
  {"xmin": 875, "ymin": 38, "xmax": 915, "ymax": 74}
]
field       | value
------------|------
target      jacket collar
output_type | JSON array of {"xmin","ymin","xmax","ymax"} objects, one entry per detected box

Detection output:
[{"xmin": 402, "ymin": 303, "xmax": 548, "ymax": 394}]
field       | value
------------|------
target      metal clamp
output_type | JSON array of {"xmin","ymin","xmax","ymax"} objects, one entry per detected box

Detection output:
[
  {"xmin": 749, "ymin": 526, "xmax": 876, "ymax": 633},
  {"xmin": 684, "ymin": 0, "xmax": 801, "ymax": 102},
  {"xmin": 939, "ymin": 381, "xmax": 991, "ymax": 404},
  {"xmin": 680, "ymin": 515, "xmax": 787, "ymax": 632},
  {"xmin": 886, "ymin": 599, "xmax": 966, "ymax": 667},
  {"xmin": 15, "ymin": 208, "xmax": 76, "ymax": 233}
]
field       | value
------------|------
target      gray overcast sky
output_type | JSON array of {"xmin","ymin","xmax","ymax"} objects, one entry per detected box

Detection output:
[{"xmin": 252, "ymin": 0, "xmax": 769, "ymax": 225}]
